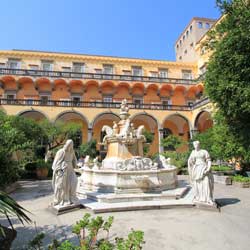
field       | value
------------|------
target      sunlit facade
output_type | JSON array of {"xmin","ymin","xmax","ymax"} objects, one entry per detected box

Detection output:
[{"xmin": 0, "ymin": 17, "xmax": 215, "ymax": 155}]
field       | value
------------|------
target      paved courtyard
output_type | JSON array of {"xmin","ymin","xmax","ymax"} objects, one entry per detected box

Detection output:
[{"xmin": 1, "ymin": 177, "xmax": 250, "ymax": 250}]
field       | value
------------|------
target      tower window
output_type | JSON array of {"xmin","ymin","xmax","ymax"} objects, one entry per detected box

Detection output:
[{"xmin": 198, "ymin": 22, "xmax": 203, "ymax": 29}]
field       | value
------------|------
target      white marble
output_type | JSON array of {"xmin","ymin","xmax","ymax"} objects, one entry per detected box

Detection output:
[
  {"xmin": 52, "ymin": 139, "xmax": 79, "ymax": 208},
  {"xmin": 188, "ymin": 140, "xmax": 215, "ymax": 206}
]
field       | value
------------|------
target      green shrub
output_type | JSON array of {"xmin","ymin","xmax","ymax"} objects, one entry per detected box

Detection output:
[
  {"xmin": 28, "ymin": 213, "xmax": 145, "ymax": 250},
  {"xmin": 161, "ymin": 151, "xmax": 189, "ymax": 170},
  {"xmin": 77, "ymin": 140, "xmax": 98, "ymax": 159},
  {"xmin": 232, "ymin": 175, "xmax": 250, "ymax": 183},
  {"xmin": 211, "ymin": 165, "xmax": 232, "ymax": 172}
]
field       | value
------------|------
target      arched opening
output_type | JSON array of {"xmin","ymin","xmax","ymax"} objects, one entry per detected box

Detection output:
[
  {"xmin": 162, "ymin": 114, "xmax": 191, "ymax": 151},
  {"xmin": 18, "ymin": 110, "xmax": 47, "ymax": 121},
  {"xmin": 55, "ymin": 111, "xmax": 89, "ymax": 147},
  {"xmin": 84, "ymin": 80, "xmax": 101, "ymax": 102},
  {"xmin": 92, "ymin": 113, "xmax": 120, "ymax": 159},
  {"xmin": 194, "ymin": 111, "xmax": 213, "ymax": 133},
  {"xmin": 131, "ymin": 113, "xmax": 159, "ymax": 156},
  {"xmin": 145, "ymin": 84, "xmax": 160, "ymax": 103}
]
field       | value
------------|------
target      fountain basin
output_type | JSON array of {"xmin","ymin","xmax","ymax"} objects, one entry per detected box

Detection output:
[{"xmin": 78, "ymin": 167, "xmax": 178, "ymax": 194}]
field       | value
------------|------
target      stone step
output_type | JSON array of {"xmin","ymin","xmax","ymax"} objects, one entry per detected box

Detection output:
[
  {"xmin": 85, "ymin": 186, "xmax": 190, "ymax": 203},
  {"xmin": 81, "ymin": 198, "xmax": 195, "ymax": 213}
]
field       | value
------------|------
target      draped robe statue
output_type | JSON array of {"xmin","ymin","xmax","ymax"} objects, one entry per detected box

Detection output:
[
  {"xmin": 52, "ymin": 139, "xmax": 79, "ymax": 206},
  {"xmin": 188, "ymin": 141, "xmax": 214, "ymax": 205}
]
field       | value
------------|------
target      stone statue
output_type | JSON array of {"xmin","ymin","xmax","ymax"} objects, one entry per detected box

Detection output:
[
  {"xmin": 120, "ymin": 99, "xmax": 129, "ymax": 113},
  {"xmin": 92, "ymin": 157, "xmax": 100, "ymax": 170},
  {"xmin": 136, "ymin": 125, "xmax": 145, "ymax": 140},
  {"xmin": 82, "ymin": 155, "xmax": 90, "ymax": 169},
  {"xmin": 102, "ymin": 125, "xmax": 113, "ymax": 143},
  {"xmin": 188, "ymin": 140, "xmax": 214, "ymax": 205},
  {"xmin": 157, "ymin": 155, "xmax": 175, "ymax": 169},
  {"xmin": 52, "ymin": 139, "xmax": 79, "ymax": 206}
]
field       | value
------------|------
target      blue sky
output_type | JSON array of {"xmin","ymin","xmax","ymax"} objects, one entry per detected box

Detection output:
[{"xmin": 0, "ymin": 0, "xmax": 220, "ymax": 61}]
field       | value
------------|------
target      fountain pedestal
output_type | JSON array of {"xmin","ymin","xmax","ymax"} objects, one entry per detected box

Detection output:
[{"xmin": 77, "ymin": 99, "xmax": 183, "ymax": 209}]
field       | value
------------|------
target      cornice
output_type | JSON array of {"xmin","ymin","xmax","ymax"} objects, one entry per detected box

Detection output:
[{"xmin": 0, "ymin": 50, "xmax": 197, "ymax": 68}]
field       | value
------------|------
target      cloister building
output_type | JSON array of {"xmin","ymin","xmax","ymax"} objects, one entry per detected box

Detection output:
[{"xmin": 0, "ymin": 17, "xmax": 215, "ymax": 156}]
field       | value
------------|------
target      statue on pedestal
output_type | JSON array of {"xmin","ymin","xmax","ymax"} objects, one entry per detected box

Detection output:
[
  {"xmin": 52, "ymin": 139, "xmax": 79, "ymax": 207},
  {"xmin": 188, "ymin": 141, "xmax": 214, "ymax": 205}
]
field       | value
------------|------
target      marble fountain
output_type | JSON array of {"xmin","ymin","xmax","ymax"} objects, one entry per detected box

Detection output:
[{"xmin": 77, "ymin": 100, "xmax": 192, "ymax": 213}]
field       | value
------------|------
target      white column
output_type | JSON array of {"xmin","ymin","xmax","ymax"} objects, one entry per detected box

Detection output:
[
  {"xmin": 87, "ymin": 127, "xmax": 93, "ymax": 142},
  {"xmin": 158, "ymin": 128, "xmax": 164, "ymax": 154}
]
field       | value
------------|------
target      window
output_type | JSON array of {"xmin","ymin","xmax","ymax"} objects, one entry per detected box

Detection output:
[
  {"xmin": 25, "ymin": 98, "xmax": 33, "ymax": 105},
  {"xmin": 133, "ymin": 97, "xmax": 143, "ymax": 107},
  {"xmin": 72, "ymin": 63, "xmax": 84, "ymax": 73},
  {"xmin": 190, "ymin": 25, "xmax": 193, "ymax": 32},
  {"xmin": 103, "ymin": 95, "xmax": 113, "ymax": 103},
  {"xmin": 162, "ymin": 99, "xmax": 171, "ymax": 109},
  {"xmin": 206, "ymin": 23, "xmax": 210, "ymax": 29},
  {"xmin": 184, "ymin": 50, "xmax": 187, "ymax": 54},
  {"xmin": 103, "ymin": 64, "xmax": 113, "ymax": 74},
  {"xmin": 190, "ymin": 42, "xmax": 194, "ymax": 48},
  {"xmin": 0, "ymin": 63, "xmax": 5, "ymax": 68},
  {"xmin": 132, "ymin": 66, "xmax": 142, "ymax": 76},
  {"xmin": 62, "ymin": 67, "xmax": 71, "ymax": 72},
  {"xmin": 29, "ymin": 65, "xmax": 39, "ymax": 70},
  {"xmin": 198, "ymin": 22, "xmax": 203, "ymax": 29},
  {"xmin": 150, "ymin": 72, "xmax": 158, "ymax": 77},
  {"xmin": 179, "ymin": 56, "xmax": 182, "ymax": 60},
  {"xmin": 182, "ymin": 70, "xmax": 192, "ymax": 79},
  {"xmin": 159, "ymin": 69, "xmax": 168, "ymax": 78},
  {"xmin": 6, "ymin": 94, "xmax": 15, "ymax": 104},
  {"xmin": 41, "ymin": 61, "xmax": 53, "ymax": 71},
  {"xmin": 176, "ymin": 44, "xmax": 179, "ymax": 49},
  {"xmin": 183, "ymin": 35, "xmax": 185, "ymax": 41},
  {"xmin": 72, "ymin": 96, "xmax": 81, "ymax": 106},
  {"xmin": 40, "ymin": 95, "xmax": 50, "ymax": 105},
  {"xmin": 7, "ymin": 59, "xmax": 20, "ymax": 69},
  {"xmin": 186, "ymin": 30, "xmax": 189, "ymax": 37},
  {"xmin": 180, "ymin": 40, "xmax": 182, "ymax": 45}
]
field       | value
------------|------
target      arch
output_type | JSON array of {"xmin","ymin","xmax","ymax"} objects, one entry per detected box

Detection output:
[
  {"xmin": 0, "ymin": 76, "xmax": 18, "ymax": 90},
  {"xmin": 55, "ymin": 110, "xmax": 89, "ymax": 126},
  {"xmin": 85, "ymin": 80, "xmax": 99, "ymax": 88},
  {"xmin": 54, "ymin": 78, "xmax": 68, "ymax": 87},
  {"xmin": 35, "ymin": 78, "xmax": 52, "ymax": 92},
  {"xmin": 17, "ymin": 109, "xmax": 48, "ymax": 121},
  {"xmin": 69, "ymin": 80, "xmax": 84, "ymax": 94},
  {"xmin": 114, "ymin": 82, "xmax": 131, "ymax": 101},
  {"xmin": 159, "ymin": 84, "xmax": 173, "ymax": 97},
  {"xmin": 186, "ymin": 85, "xmax": 198, "ymax": 99},
  {"xmin": 91, "ymin": 112, "xmax": 120, "ymax": 127},
  {"xmin": 55, "ymin": 111, "xmax": 90, "ymax": 144},
  {"xmin": 100, "ymin": 81, "xmax": 115, "ymax": 94},
  {"xmin": 17, "ymin": 77, "xmax": 38, "ymax": 99},
  {"xmin": 91, "ymin": 112, "xmax": 120, "ymax": 153},
  {"xmin": 146, "ymin": 83, "xmax": 159, "ymax": 92},
  {"xmin": 131, "ymin": 113, "xmax": 159, "ymax": 155},
  {"xmin": 131, "ymin": 82, "xmax": 145, "ymax": 96},
  {"xmin": 162, "ymin": 113, "xmax": 191, "ymax": 144},
  {"xmin": 194, "ymin": 110, "xmax": 213, "ymax": 133}
]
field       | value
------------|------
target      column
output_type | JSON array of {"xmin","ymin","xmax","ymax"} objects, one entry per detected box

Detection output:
[
  {"xmin": 87, "ymin": 127, "xmax": 93, "ymax": 142},
  {"xmin": 158, "ymin": 128, "xmax": 164, "ymax": 153}
]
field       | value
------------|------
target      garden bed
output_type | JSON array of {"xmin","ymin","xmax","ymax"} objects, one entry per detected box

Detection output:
[{"xmin": 232, "ymin": 175, "xmax": 250, "ymax": 188}]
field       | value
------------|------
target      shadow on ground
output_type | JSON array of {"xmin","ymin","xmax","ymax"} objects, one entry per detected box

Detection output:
[
  {"xmin": 11, "ymin": 223, "xmax": 78, "ymax": 250},
  {"xmin": 216, "ymin": 198, "xmax": 240, "ymax": 207}
]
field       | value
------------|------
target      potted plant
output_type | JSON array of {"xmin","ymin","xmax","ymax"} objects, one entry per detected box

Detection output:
[
  {"xmin": 36, "ymin": 160, "xmax": 50, "ymax": 180},
  {"xmin": 232, "ymin": 175, "xmax": 250, "ymax": 188},
  {"xmin": 0, "ymin": 191, "xmax": 31, "ymax": 250}
]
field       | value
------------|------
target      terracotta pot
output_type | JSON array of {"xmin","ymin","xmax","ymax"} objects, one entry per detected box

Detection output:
[{"xmin": 36, "ymin": 167, "xmax": 48, "ymax": 180}]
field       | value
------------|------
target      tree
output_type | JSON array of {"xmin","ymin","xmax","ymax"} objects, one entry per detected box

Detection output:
[
  {"xmin": 0, "ymin": 111, "xmax": 46, "ymax": 186},
  {"xmin": 142, "ymin": 130, "xmax": 154, "ymax": 156},
  {"xmin": 193, "ymin": 113, "xmax": 249, "ymax": 162},
  {"xmin": 161, "ymin": 134, "xmax": 185, "ymax": 151},
  {"xmin": 204, "ymin": 0, "xmax": 250, "ymax": 163},
  {"xmin": 40, "ymin": 120, "xmax": 82, "ymax": 152},
  {"xmin": 77, "ymin": 140, "xmax": 98, "ymax": 159}
]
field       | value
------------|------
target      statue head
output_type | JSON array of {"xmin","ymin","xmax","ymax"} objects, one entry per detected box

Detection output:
[
  {"xmin": 193, "ymin": 140, "xmax": 200, "ymax": 150},
  {"xmin": 63, "ymin": 139, "xmax": 74, "ymax": 152}
]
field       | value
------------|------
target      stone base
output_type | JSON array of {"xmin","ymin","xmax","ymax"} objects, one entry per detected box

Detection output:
[
  {"xmin": 48, "ymin": 202, "xmax": 82, "ymax": 215},
  {"xmin": 84, "ymin": 186, "xmax": 189, "ymax": 203},
  {"xmin": 194, "ymin": 201, "xmax": 220, "ymax": 212},
  {"xmin": 213, "ymin": 174, "xmax": 232, "ymax": 185}
]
